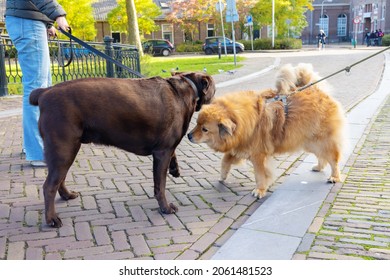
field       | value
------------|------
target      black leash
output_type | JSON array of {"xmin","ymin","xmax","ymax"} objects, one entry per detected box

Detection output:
[
  {"xmin": 296, "ymin": 45, "xmax": 390, "ymax": 93},
  {"xmin": 59, "ymin": 28, "xmax": 144, "ymax": 77},
  {"xmin": 51, "ymin": 27, "xmax": 73, "ymax": 67}
]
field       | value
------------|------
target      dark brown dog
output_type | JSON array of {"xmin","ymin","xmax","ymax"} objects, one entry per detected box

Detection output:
[{"xmin": 29, "ymin": 72, "xmax": 215, "ymax": 227}]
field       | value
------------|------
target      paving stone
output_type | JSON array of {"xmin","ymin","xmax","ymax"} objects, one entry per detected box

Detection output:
[
  {"xmin": 92, "ymin": 226, "xmax": 111, "ymax": 246},
  {"xmin": 111, "ymin": 230, "xmax": 131, "ymax": 251},
  {"xmin": 128, "ymin": 235, "xmax": 151, "ymax": 257},
  {"xmin": 26, "ymin": 247, "xmax": 44, "ymax": 260},
  {"xmin": 0, "ymin": 236, "xmax": 6, "ymax": 259},
  {"xmin": 75, "ymin": 222, "xmax": 93, "ymax": 241},
  {"xmin": 63, "ymin": 244, "xmax": 114, "ymax": 259},
  {"xmin": 7, "ymin": 241, "xmax": 25, "ymax": 260},
  {"xmin": 308, "ymin": 251, "xmax": 363, "ymax": 260}
]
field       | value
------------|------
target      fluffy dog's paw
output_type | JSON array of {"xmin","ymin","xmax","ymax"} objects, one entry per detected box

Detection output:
[
  {"xmin": 251, "ymin": 188, "xmax": 267, "ymax": 199},
  {"xmin": 219, "ymin": 174, "xmax": 229, "ymax": 182},
  {"xmin": 311, "ymin": 165, "xmax": 322, "ymax": 172},
  {"xmin": 327, "ymin": 176, "xmax": 341, "ymax": 183}
]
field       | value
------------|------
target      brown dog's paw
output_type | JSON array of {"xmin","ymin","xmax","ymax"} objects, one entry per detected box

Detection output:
[
  {"xmin": 47, "ymin": 215, "xmax": 63, "ymax": 228},
  {"xmin": 160, "ymin": 203, "xmax": 178, "ymax": 214},
  {"xmin": 59, "ymin": 190, "xmax": 79, "ymax": 201},
  {"xmin": 169, "ymin": 168, "xmax": 180, "ymax": 178},
  {"xmin": 251, "ymin": 188, "xmax": 267, "ymax": 199}
]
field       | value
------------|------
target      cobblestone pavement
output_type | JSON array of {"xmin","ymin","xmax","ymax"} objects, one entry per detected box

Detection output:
[
  {"xmin": 294, "ymin": 95, "xmax": 390, "ymax": 260},
  {"xmin": 0, "ymin": 48, "xmax": 389, "ymax": 260},
  {"xmin": 0, "ymin": 76, "xmax": 297, "ymax": 260}
]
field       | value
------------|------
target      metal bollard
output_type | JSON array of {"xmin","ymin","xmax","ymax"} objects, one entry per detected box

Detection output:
[
  {"xmin": 0, "ymin": 42, "xmax": 9, "ymax": 96},
  {"xmin": 104, "ymin": 36, "xmax": 115, "ymax": 78},
  {"xmin": 217, "ymin": 39, "xmax": 221, "ymax": 59}
]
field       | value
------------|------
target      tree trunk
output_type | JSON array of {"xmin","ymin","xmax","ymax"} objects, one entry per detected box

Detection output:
[{"xmin": 125, "ymin": 0, "xmax": 144, "ymax": 56}]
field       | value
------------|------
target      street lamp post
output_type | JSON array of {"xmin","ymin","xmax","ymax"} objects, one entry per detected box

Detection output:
[
  {"xmin": 320, "ymin": 0, "xmax": 333, "ymax": 32},
  {"xmin": 272, "ymin": 0, "xmax": 275, "ymax": 48}
]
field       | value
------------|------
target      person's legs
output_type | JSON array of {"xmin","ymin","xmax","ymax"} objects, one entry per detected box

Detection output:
[{"xmin": 6, "ymin": 16, "xmax": 51, "ymax": 162}]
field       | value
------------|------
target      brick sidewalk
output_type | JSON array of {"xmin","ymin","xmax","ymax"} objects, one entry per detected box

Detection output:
[
  {"xmin": 0, "ymin": 93, "xmax": 305, "ymax": 260},
  {"xmin": 1, "ymin": 52, "xmax": 388, "ymax": 260},
  {"xmin": 294, "ymin": 95, "xmax": 390, "ymax": 260}
]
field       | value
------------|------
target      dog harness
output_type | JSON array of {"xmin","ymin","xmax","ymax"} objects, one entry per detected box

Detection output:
[{"xmin": 267, "ymin": 95, "xmax": 289, "ymax": 116}]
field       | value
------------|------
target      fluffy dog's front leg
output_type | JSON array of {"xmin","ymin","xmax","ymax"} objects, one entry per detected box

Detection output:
[
  {"xmin": 220, "ymin": 153, "xmax": 242, "ymax": 181},
  {"xmin": 250, "ymin": 154, "xmax": 272, "ymax": 198}
]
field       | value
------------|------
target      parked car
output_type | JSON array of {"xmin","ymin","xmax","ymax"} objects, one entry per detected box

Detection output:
[
  {"xmin": 142, "ymin": 39, "xmax": 175, "ymax": 56},
  {"xmin": 202, "ymin": 36, "xmax": 245, "ymax": 55}
]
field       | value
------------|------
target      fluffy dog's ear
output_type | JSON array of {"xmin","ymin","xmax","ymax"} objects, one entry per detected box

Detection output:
[{"xmin": 218, "ymin": 119, "xmax": 236, "ymax": 138}]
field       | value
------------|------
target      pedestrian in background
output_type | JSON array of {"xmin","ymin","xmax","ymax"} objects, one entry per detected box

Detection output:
[
  {"xmin": 5, "ymin": 0, "xmax": 70, "ymax": 167},
  {"xmin": 317, "ymin": 30, "xmax": 326, "ymax": 50},
  {"xmin": 378, "ymin": 29, "xmax": 384, "ymax": 46}
]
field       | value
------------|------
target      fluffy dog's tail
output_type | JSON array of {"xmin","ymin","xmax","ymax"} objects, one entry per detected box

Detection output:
[
  {"xmin": 275, "ymin": 63, "xmax": 331, "ymax": 96},
  {"xmin": 29, "ymin": 88, "xmax": 46, "ymax": 106}
]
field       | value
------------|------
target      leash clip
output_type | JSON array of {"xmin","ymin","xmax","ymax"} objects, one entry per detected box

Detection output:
[{"xmin": 344, "ymin": 66, "xmax": 351, "ymax": 76}]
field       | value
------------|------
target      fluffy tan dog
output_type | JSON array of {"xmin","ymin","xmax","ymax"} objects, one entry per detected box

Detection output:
[{"xmin": 188, "ymin": 64, "xmax": 345, "ymax": 198}]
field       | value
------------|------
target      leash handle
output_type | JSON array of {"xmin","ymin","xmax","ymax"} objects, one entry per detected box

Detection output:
[{"xmin": 55, "ymin": 27, "xmax": 73, "ymax": 67}]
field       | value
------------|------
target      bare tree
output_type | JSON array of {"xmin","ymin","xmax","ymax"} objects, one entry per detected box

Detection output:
[{"xmin": 125, "ymin": 0, "xmax": 144, "ymax": 55}]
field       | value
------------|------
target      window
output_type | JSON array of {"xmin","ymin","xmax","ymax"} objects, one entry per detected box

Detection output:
[
  {"xmin": 365, "ymin": 4, "xmax": 372, "ymax": 13},
  {"xmin": 319, "ymin": 15, "xmax": 329, "ymax": 35},
  {"xmin": 207, "ymin": 23, "xmax": 215, "ymax": 37},
  {"xmin": 162, "ymin": 24, "xmax": 173, "ymax": 43},
  {"xmin": 382, "ymin": 5, "xmax": 386, "ymax": 20},
  {"xmin": 337, "ymin": 14, "xmax": 347, "ymax": 36}
]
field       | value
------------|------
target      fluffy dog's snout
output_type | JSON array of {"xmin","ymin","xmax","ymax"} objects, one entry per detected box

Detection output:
[{"xmin": 187, "ymin": 132, "xmax": 193, "ymax": 142}]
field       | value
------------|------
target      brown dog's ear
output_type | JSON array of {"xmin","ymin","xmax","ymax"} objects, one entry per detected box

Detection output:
[
  {"xmin": 171, "ymin": 71, "xmax": 183, "ymax": 76},
  {"xmin": 201, "ymin": 75, "xmax": 214, "ymax": 97},
  {"xmin": 195, "ymin": 74, "xmax": 216, "ymax": 111},
  {"xmin": 218, "ymin": 119, "xmax": 236, "ymax": 138}
]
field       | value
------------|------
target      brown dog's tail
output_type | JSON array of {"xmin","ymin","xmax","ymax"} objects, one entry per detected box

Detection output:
[{"xmin": 29, "ymin": 88, "xmax": 46, "ymax": 106}]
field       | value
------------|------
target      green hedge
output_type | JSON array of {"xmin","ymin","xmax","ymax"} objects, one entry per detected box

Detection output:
[
  {"xmin": 175, "ymin": 42, "xmax": 203, "ymax": 53},
  {"xmin": 381, "ymin": 34, "xmax": 390, "ymax": 46},
  {"xmin": 239, "ymin": 38, "xmax": 302, "ymax": 50},
  {"xmin": 175, "ymin": 38, "xmax": 302, "ymax": 53}
]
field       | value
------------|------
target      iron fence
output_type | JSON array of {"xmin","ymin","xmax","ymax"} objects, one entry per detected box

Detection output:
[{"xmin": 0, "ymin": 35, "xmax": 142, "ymax": 96}]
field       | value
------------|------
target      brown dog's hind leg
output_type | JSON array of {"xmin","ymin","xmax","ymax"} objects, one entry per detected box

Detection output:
[
  {"xmin": 153, "ymin": 150, "xmax": 178, "ymax": 214},
  {"xmin": 43, "ymin": 138, "xmax": 81, "ymax": 227},
  {"xmin": 43, "ymin": 178, "xmax": 63, "ymax": 228},
  {"xmin": 168, "ymin": 152, "xmax": 180, "ymax": 177}
]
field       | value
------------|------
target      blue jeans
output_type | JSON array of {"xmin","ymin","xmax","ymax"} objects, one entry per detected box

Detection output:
[{"xmin": 5, "ymin": 16, "xmax": 51, "ymax": 161}]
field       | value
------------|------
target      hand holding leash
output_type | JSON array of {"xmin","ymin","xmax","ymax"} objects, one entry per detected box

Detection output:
[{"xmin": 56, "ymin": 16, "xmax": 70, "ymax": 32}]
